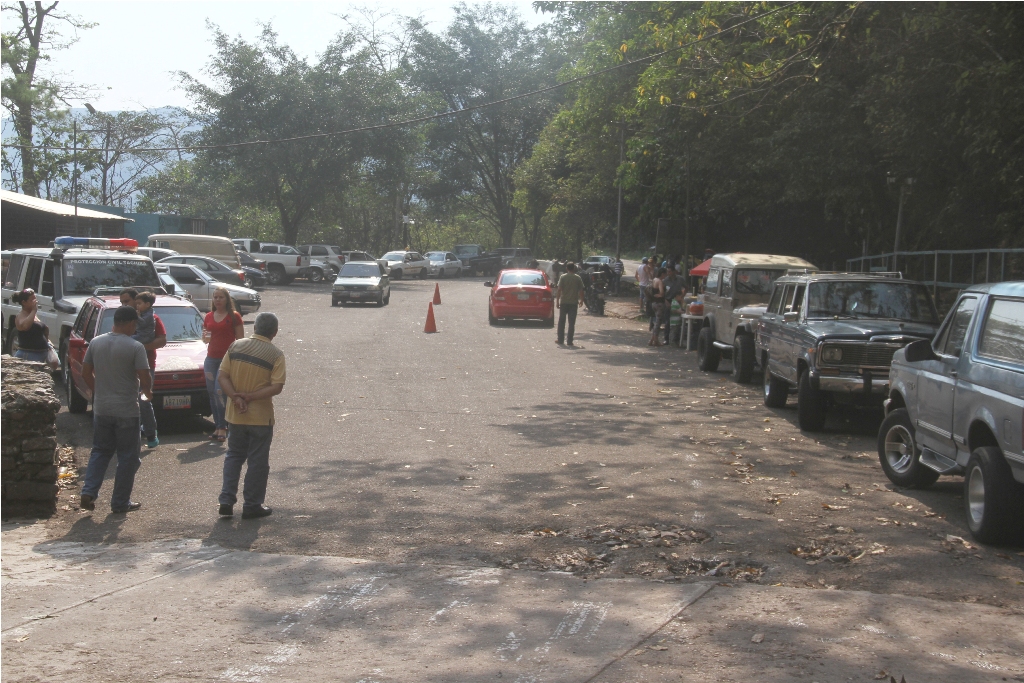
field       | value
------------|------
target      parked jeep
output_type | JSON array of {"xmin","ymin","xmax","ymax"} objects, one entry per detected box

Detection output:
[
  {"xmin": 696, "ymin": 253, "xmax": 818, "ymax": 383},
  {"xmin": 881, "ymin": 282, "xmax": 1024, "ymax": 543},
  {"xmin": 757, "ymin": 272, "xmax": 941, "ymax": 431}
]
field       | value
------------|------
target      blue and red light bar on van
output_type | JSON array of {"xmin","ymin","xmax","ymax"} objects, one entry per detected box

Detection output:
[{"xmin": 55, "ymin": 237, "xmax": 138, "ymax": 252}]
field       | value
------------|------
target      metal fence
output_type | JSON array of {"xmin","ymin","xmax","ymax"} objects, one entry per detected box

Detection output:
[{"xmin": 846, "ymin": 248, "xmax": 1024, "ymax": 312}]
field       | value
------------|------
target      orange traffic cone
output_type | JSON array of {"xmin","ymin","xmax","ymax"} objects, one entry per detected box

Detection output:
[
  {"xmin": 424, "ymin": 302, "xmax": 438, "ymax": 333},
  {"xmin": 433, "ymin": 283, "xmax": 442, "ymax": 305}
]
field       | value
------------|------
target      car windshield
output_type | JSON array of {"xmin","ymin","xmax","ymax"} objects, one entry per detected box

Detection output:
[
  {"xmin": 499, "ymin": 272, "xmax": 546, "ymax": 286},
  {"xmin": 453, "ymin": 246, "xmax": 476, "ymax": 256},
  {"xmin": 382, "ymin": 252, "xmax": 405, "ymax": 261},
  {"xmin": 99, "ymin": 305, "xmax": 204, "ymax": 340},
  {"xmin": 806, "ymin": 281, "xmax": 938, "ymax": 323},
  {"xmin": 733, "ymin": 269, "xmax": 786, "ymax": 295},
  {"xmin": 339, "ymin": 264, "xmax": 380, "ymax": 277},
  {"xmin": 426, "ymin": 252, "xmax": 446, "ymax": 260},
  {"xmin": 63, "ymin": 258, "xmax": 161, "ymax": 295}
]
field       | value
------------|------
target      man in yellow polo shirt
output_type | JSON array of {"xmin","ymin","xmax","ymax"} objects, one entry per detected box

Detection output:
[{"xmin": 217, "ymin": 313, "xmax": 286, "ymax": 519}]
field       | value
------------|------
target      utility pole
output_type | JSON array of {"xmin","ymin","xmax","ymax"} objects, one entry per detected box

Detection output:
[
  {"xmin": 684, "ymin": 147, "xmax": 691, "ymax": 271},
  {"xmin": 614, "ymin": 120, "xmax": 625, "ymax": 259},
  {"xmin": 72, "ymin": 119, "xmax": 79, "ymax": 235}
]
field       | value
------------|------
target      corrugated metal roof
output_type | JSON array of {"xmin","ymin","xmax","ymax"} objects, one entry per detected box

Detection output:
[{"xmin": 0, "ymin": 190, "xmax": 134, "ymax": 222}]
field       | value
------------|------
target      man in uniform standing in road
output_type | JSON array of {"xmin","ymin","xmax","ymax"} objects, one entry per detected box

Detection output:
[
  {"xmin": 555, "ymin": 262, "xmax": 585, "ymax": 347},
  {"xmin": 79, "ymin": 306, "xmax": 151, "ymax": 513},
  {"xmin": 217, "ymin": 313, "xmax": 286, "ymax": 519}
]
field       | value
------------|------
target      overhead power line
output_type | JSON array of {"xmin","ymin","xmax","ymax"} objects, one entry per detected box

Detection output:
[{"xmin": 5, "ymin": 3, "xmax": 798, "ymax": 155}]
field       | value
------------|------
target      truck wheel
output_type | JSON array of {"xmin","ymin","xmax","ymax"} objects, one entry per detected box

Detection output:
[
  {"xmin": 762, "ymin": 356, "xmax": 788, "ymax": 408},
  {"xmin": 309, "ymin": 268, "xmax": 324, "ymax": 283},
  {"xmin": 964, "ymin": 447, "xmax": 1024, "ymax": 544},
  {"xmin": 797, "ymin": 369, "xmax": 827, "ymax": 432},
  {"xmin": 66, "ymin": 368, "xmax": 89, "ymax": 414},
  {"xmin": 267, "ymin": 265, "xmax": 286, "ymax": 285},
  {"xmin": 697, "ymin": 327, "xmax": 720, "ymax": 372},
  {"xmin": 877, "ymin": 408, "xmax": 939, "ymax": 488},
  {"xmin": 731, "ymin": 334, "xmax": 755, "ymax": 383}
]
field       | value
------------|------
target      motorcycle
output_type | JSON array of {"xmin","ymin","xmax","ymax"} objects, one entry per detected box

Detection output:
[{"xmin": 581, "ymin": 268, "xmax": 607, "ymax": 316}]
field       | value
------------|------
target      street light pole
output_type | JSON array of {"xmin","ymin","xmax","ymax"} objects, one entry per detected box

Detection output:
[
  {"xmin": 615, "ymin": 120, "xmax": 624, "ymax": 259},
  {"xmin": 890, "ymin": 176, "xmax": 914, "ymax": 273}
]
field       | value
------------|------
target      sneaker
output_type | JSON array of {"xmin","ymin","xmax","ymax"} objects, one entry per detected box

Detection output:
[
  {"xmin": 146, "ymin": 434, "xmax": 159, "ymax": 448},
  {"xmin": 241, "ymin": 505, "xmax": 273, "ymax": 520},
  {"xmin": 111, "ymin": 501, "xmax": 142, "ymax": 513},
  {"xmin": 79, "ymin": 494, "xmax": 95, "ymax": 510},
  {"xmin": 218, "ymin": 504, "xmax": 233, "ymax": 517}
]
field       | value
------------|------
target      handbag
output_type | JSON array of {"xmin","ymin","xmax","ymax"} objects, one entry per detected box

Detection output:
[{"xmin": 45, "ymin": 342, "xmax": 60, "ymax": 370}]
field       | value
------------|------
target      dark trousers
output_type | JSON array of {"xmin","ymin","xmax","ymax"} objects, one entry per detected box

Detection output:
[
  {"xmin": 557, "ymin": 305, "xmax": 578, "ymax": 344},
  {"xmin": 220, "ymin": 424, "xmax": 273, "ymax": 511},
  {"xmin": 82, "ymin": 415, "xmax": 141, "ymax": 511}
]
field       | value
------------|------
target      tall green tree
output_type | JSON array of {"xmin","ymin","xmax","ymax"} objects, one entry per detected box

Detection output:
[
  {"xmin": 1, "ymin": 1, "xmax": 93, "ymax": 196},
  {"xmin": 410, "ymin": 5, "xmax": 566, "ymax": 247},
  {"xmin": 179, "ymin": 25, "xmax": 377, "ymax": 245}
]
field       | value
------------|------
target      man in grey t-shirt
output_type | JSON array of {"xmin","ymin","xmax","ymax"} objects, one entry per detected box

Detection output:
[{"xmin": 79, "ymin": 305, "xmax": 152, "ymax": 513}]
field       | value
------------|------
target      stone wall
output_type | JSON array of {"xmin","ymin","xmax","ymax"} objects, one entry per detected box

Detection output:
[{"xmin": 2, "ymin": 356, "xmax": 61, "ymax": 517}]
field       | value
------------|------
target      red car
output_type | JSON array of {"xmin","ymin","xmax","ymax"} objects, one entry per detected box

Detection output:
[
  {"xmin": 485, "ymin": 269, "xmax": 555, "ymax": 326},
  {"xmin": 65, "ymin": 295, "xmax": 212, "ymax": 416}
]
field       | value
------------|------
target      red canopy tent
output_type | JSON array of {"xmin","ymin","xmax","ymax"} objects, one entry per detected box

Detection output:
[{"xmin": 689, "ymin": 258, "xmax": 713, "ymax": 277}]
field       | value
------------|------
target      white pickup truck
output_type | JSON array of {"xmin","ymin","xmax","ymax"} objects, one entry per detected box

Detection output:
[{"xmin": 233, "ymin": 240, "xmax": 310, "ymax": 285}]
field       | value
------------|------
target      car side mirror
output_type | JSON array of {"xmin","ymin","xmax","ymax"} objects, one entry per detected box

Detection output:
[
  {"xmin": 484, "ymin": 282, "xmax": 493, "ymax": 288},
  {"xmin": 904, "ymin": 339, "xmax": 938, "ymax": 363},
  {"xmin": 783, "ymin": 311, "xmax": 799, "ymax": 323}
]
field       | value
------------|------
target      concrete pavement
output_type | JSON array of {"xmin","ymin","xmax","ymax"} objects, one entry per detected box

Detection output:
[{"xmin": 4, "ymin": 520, "xmax": 1021, "ymax": 682}]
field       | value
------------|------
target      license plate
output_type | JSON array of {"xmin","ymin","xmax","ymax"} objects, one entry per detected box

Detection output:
[
  {"xmin": 163, "ymin": 395, "xmax": 191, "ymax": 409},
  {"xmin": 517, "ymin": 293, "xmax": 530, "ymax": 301}
]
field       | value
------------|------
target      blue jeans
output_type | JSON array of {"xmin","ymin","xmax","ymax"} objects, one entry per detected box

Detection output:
[
  {"xmin": 204, "ymin": 357, "xmax": 226, "ymax": 430},
  {"xmin": 81, "ymin": 415, "xmax": 142, "ymax": 511},
  {"xmin": 14, "ymin": 348, "xmax": 48, "ymax": 362},
  {"xmin": 219, "ymin": 424, "xmax": 273, "ymax": 511},
  {"xmin": 140, "ymin": 369, "xmax": 156, "ymax": 439},
  {"xmin": 557, "ymin": 305, "xmax": 578, "ymax": 345}
]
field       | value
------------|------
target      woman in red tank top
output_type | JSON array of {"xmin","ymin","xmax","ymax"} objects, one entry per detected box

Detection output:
[{"xmin": 203, "ymin": 288, "xmax": 244, "ymax": 441}]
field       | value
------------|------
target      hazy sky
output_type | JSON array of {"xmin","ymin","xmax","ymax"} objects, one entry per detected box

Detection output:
[{"xmin": 46, "ymin": 1, "xmax": 546, "ymax": 112}]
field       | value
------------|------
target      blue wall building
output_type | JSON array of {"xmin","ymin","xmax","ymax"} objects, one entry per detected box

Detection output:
[{"xmin": 81, "ymin": 205, "xmax": 228, "ymax": 244}]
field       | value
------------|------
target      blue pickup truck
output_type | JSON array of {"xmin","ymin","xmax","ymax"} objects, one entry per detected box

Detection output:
[{"xmin": 881, "ymin": 282, "xmax": 1024, "ymax": 543}]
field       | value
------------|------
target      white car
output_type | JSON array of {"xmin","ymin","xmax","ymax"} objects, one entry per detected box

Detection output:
[
  {"xmin": 381, "ymin": 251, "xmax": 429, "ymax": 280},
  {"xmin": 425, "ymin": 251, "xmax": 463, "ymax": 278},
  {"xmin": 160, "ymin": 263, "xmax": 261, "ymax": 314}
]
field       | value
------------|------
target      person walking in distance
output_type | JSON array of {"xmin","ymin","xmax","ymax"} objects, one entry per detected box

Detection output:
[
  {"xmin": 217, "ymin": 313, "xmax": 285, "ymax": 519},
  {"xmin": 648, "ymin": 268, "xmax": 668, "ymax": 347},
  {"xmin": 611, "ymin": 257, "xmax": 624, "ymax": 295},
  {"xmin": 203, "ymin": 288, "xmax": 244, "ymax": 442},
  {"xmin": 555, "ymin": 262, "xmax": 585, "ymax": 347},
  {"xmin": 79, "ymin": 306, "xmax": 152, "ymax": 513}
]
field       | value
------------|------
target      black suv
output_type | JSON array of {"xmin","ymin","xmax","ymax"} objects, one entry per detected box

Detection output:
[{"xmin": 755, "ymin": 272, "xmax": 941, "ymax": 431}]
